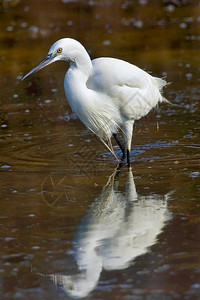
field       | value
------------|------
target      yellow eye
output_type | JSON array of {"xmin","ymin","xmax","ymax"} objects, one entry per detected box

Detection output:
[{"xmin": 57, "ymin": 48, "xmax": 62, "ymax": 54}]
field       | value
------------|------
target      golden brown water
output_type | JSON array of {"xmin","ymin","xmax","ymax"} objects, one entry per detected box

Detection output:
[{"xmin": 0, "ymin": 1, "xmax": 200, "ymax": 299}]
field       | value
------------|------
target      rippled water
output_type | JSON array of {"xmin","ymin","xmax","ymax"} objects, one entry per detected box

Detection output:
[{"xmin": 0, "ymin": 1, "xmax": 200, "ymax": 299}]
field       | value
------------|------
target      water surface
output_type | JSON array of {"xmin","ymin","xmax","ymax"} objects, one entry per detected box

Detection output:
[{"xmin": 0, "ymin": 1, "xmax": 200, "ymax": 299}]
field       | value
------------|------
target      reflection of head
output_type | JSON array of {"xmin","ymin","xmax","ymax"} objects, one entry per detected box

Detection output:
[
  {"xmin": 49, "ymin": 266, "xmax": 102, "ymax": 299},
  {"xmin": 46, "ymin": 167, "xmax": 171, "ymax": 298}
]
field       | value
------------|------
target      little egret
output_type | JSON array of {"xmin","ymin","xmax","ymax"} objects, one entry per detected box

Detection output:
[{"xmin": 22, "ymin": 38, "xmax": 168, "ymax": 165}]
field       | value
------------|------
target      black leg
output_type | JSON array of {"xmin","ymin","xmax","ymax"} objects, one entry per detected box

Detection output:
[
  {"xmin": 127, "ymin": 149, "xmax": 130, "ymax": 167},
  {"xmin": 113, "ymin": 133, "xmax": 126, "ymax": 160}
]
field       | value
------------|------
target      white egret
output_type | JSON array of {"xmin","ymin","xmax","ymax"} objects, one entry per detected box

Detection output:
[{"xmin": 22, "ymin": 38, "xmax": 168, "ymax": 165}]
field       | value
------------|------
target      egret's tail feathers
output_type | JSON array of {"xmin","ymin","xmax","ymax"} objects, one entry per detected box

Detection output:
[
  {"xmin": 155, "ymin": 77, "xmax": 167, "ymax": 91},
  {"xmin": 155, "ymin": 77, "xmax": 171, "ymax": 104},
  {"xmin": 161, "ymin": 96, "xmax": 171, "ymax": 104}
]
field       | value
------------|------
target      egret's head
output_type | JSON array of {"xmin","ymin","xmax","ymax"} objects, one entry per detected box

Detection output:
[{"xmin": 21, "ymin": 38, "xmax": 85, "ymax": 80}]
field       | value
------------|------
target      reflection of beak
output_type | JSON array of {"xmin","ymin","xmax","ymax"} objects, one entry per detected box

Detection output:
[{"xmin": 22, "ymin": 53, "xmax": 54, "ymax": 81}]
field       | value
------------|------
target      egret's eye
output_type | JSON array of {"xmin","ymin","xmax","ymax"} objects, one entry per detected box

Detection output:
[{"xmin": 57, "ymin": 48, "xmax": 63, "ymax": 54}]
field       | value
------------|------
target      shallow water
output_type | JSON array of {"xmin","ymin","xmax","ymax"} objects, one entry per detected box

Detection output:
[{"xmin": 0, "ymin": 1, "xmax": 200, "ymax": 299}]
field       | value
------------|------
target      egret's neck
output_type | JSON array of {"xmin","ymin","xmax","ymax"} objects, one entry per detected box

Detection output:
[
  {"xmin": 64, "ymin": 48, "xmax": 94, "ymax": 115},
  {"xmin": 69, "ymin": 48, "xmax": 93, "ymax": 81}
]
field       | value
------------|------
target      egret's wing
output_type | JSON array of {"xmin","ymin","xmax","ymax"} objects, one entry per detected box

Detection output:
[
  {"xmin": 89, "ymin": 57, "xmax": 146, "ymax": 92},
  {"xmin": 89, "ymin": 57, "xmax": 167, "ymax": 120}
]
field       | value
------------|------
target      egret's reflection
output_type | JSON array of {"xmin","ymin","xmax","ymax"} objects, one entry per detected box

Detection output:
[{"xmin": 45, "ymin": 166, "xmax": 172, "ymax": 298}]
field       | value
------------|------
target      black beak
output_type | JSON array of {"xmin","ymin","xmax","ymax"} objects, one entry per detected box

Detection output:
[{"xmin": 21, "ymin": 53, "xmax": 54, "ymax": 81}]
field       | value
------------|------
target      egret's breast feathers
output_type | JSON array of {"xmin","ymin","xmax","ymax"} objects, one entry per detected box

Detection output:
[{"xmin": 65, "ymin": 68, "xmax": 122, "ymax": 140}]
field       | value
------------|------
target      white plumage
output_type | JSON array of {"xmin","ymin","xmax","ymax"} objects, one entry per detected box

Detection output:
[{"xmin": 22, "ymin": 38, "xmax": 168, "ymax": 164}]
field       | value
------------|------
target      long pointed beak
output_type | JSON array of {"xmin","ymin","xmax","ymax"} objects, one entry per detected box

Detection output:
[{"xmin": 21, "ymin": 53, "xmax": 54, "ymax": 81}]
